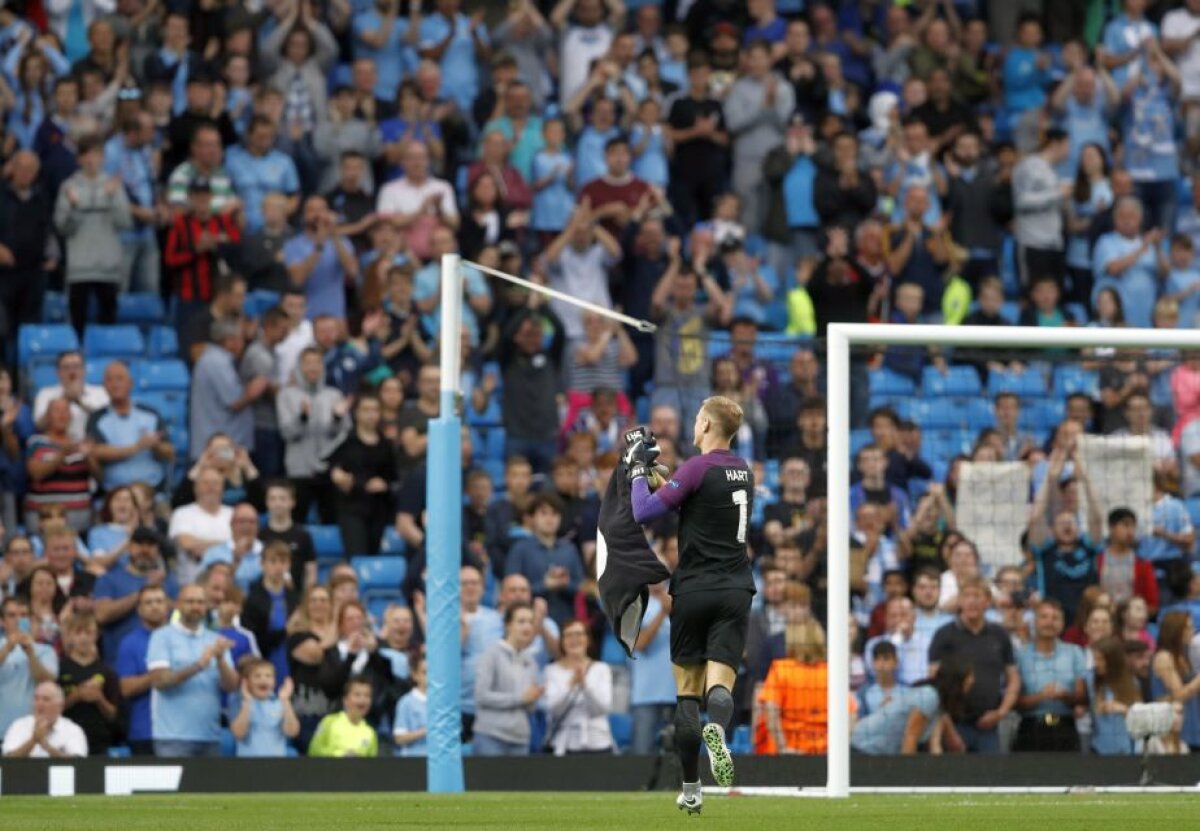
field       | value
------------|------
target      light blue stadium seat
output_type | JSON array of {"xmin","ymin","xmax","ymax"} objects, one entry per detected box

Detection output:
[
  {"xmin": 30, "ymin": 363, "xmax": 57, "ymax": 393},
  {"xmin": 706, "ymin": 331, "xmax": 731, "ymax": 359},
  {"xmin": 1019, "ymin": 399, "xmax": 1066, "ymax": 432},
  {"xmin": 42, "ymin": 291, "xmax": 67, "ymax": 322},
  {"xmin": 998, "ymin": 301, "xmax": 1020, "ymax": 325},
  {"xmin": 1186, "ymin": 497, "xmax": 1200, "ymax": 530},
  {"xmin": 107, "ymin": 745, "xmax": 132, "ymax": 758},
  {"xmin": 19, "ymin": 324, "xmax": 79, "ymax": 367},
  {"xmin": 764, "ymin": 458, "xmax": 780, "ymax": 492},
  {"xmin": 86, "ymin": 361, "xmax": 109, "ymax": 385},
  {"xmin": 609, "ymin": 713, "xmax": 632, "ymax": 750},
  {"xmin": 922, "ymin": 366, "xmax": 981, "ymax": 398},
  {"xmin": 244, "ymin": 289, "xmax": 282, "ymax": 319},
  {"xmin": 907, "ymin": 400, "xmax": 967, "ymax": 430},
  {"xmin": 868, "ymin": 367, "xmax": 916, "ymax": 396},
  {"xmin": 484, "ymin": 427, "xmax": 505, "ymax": 461},
  {"xmin": 366, "ymin": 593, "xmax": 402, "ymax": 623},
  {"xmin": 380, "ymin": 526, "xmax": 407, "ymax": 556},
  {"xmin": 730, "ymin": 724, "xmax": 751, "ymax": 755},
  {"xmin": 1065, "ymin": 303, "xmax": 1089, "ymax": 325},
  {"xmin": 84, "ymin": 325, "xmax": 145, "ymax": 359},
  {"xmin": 850, "ymin": 428, "xmax": 873, "ymax": 457},
  {"xmin": 138, "ymin": 390, "xmax": 187, "ymax": 426},
  {"xmin": 987, "ymin": 368, "xmax": 1047, "ymax": 398},
  {"xmin": 135, "ymin": 359, "xmax": 189, "ymax": 391},
  {"xmin": 757, "ymin": 332, "xmax": 802, "ymax": 363},
  {"xmin": 308, "ymin": 524, "xmax": 344, "ymax": 560},
  {"xmin": 147, "ymin": 326, "xmax": 179, "ymax": 358},
  {"xmin": 480, "ymin": 458, "xmax": 504, "ymax": 486},
  {"xmin": 352, "ymin": 555, "xmax": 407, "ymax": 591},
  {"xmin": 1052, "ymin": 366, "xmax": 1099, "ymax": 398},
  {"xmin": 964, "ymin": 398, "xmax": 994, "ymax": 431},
  {"xmin": 117, "ymin": 293, "xmax": 166, "ymax": 326},
  {"xmin": 167, "ymin": 424, "xmax": 188, "ymax": 452}
]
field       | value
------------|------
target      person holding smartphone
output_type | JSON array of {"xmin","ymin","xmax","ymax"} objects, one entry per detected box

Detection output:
[{"xmin": 0, "ymin": 596, "xmax": 60, "ymax": 740}]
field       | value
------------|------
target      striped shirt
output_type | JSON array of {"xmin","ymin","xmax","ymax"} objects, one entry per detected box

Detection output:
[
  {"xmin": 566, "ymin": 338, "xmax": 625, "ymax": 393},
  {"xmin": 166, "ymin": 162, "xmax": 236, "ymax": 210},
  {"xmin": 24, "ymin": 434, "xmax": 91, "ymax": 514}
]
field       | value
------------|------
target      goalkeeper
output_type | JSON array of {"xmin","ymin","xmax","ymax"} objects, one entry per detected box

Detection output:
[{"xmin": 624, "ymin": 396, "xmax": 755, "ymax": 815}]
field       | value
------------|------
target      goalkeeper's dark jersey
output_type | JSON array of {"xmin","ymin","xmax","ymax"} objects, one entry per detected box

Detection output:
[{"xmin": 656, "ymin": 449, "xmax": 756, "ymax": 597}]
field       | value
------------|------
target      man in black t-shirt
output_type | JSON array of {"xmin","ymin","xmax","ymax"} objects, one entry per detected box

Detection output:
[
  {"xmin": 259, "ymin": 481, "xmax": 316, "ymax": 592},
  {"xmin": 666, "ymin": 52, "xmax": 729, "ymax": 230},
  {"xmin": 928, "ymin": 577, "xmax": 1021, "ymax": 754}
]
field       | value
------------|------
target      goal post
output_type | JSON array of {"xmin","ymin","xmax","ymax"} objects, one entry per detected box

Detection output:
[{"xmin": 824, "ymin": 323, "xmax": 1200, "ymax": 799}]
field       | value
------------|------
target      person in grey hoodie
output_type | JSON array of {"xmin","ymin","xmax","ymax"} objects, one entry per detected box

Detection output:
[
  {"xmin": 473, "ymin": 602, "xmax": 543, "ymax": 756},
  {"xmin": 1012, "ymin": 128, "xmax": 1071, "ymax": 293},
  {"xmin": 723, "ymin": 39, "xmax": 795, "ymax": 235},
  {"xmin": 53, "ymin": 134, "xmax": 132, "ymax": 338},
  {"xmin": 276, "ymin": 346, "xmax": 350, "ymax": 524}
]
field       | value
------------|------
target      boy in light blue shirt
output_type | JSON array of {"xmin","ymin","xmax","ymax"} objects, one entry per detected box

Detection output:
[
  {"xmin": 857, "ymin": 641, "xmax": 905, "ymax": 717},
  {"xmin": 393, "ymin": 653, "xmax": 428, "ymax": 757},
  {"xmin": 231, "ymin": 658, "xmax": 299, "ymax": 757},
  {"xmin": 1166, "ymin": 234, "xmax": 1200, "ymax": 329}
]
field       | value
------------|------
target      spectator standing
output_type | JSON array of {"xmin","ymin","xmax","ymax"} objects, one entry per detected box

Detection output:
[
  {"xmin": 376, "ymin": 141, "xmax": 459, "ymax": 262},
  {"xmin": 473, "ymin": 602, "xmax": 542, "ymax": 756},
  {"xmin": 166, "ymin": 124, "xmax": 238, "ymax": 213},
  {"xmin": 724, "ymin": 40, "xmax": 794, "ymax": 234},
  {"xmin": 242, "ymin": 541, "xmax": 299, "ymax": 686},
  {"xmin": 1014, "ymin": 599, "xmax": 1086, "ymax": 752},
  {"xmin": 1097, "ymin": 508, "xmax": 1160, "ymax": 615},
  {"xmin": 327, "ymin": 394, "xmax": 397, "ymax": 557},
  {"xmin": 103, "ymin": 112, "xmax": 160, "ymax": 295},
  {"xmin": 114, "ymin": 584, "xmax": 170, "ymax": 756},
  {"xmin": 1151, "ymin": 611, "xmax": 1200, "ymax": 751},
  {"xmin": 631, "ymin": 578, "xmax": 674, "ymax": 755},
  {"xmin": 393, "ymin": 653, "xmax": 428, "ymax": 757},
  {"xmin": 164, "ymin": 178, "xmax": 243, "ymax": 332},
  {"xmin": 178, "ymin": 272, "xmax": 248, "ymax": 368},
  {"xmin": 499, "ymin": 301, "xmax": 565, "ymax": 474},
  {"xmin": 231, "ymin": 659, "xmax": 299, "ymax": 757},
  {"xmin": 259, "ymin": 481, "xmax": 317, "ymax": 593},
  {"xmin": 32, "ymin": 351, "xmax": 109, "ymax": 442},
  {"xmin": 1012, "ymin": 129, "xmax": 1070, "ymax": 292},
  {"xmin": 168, "ymin": 467, "xmax": 234, "ymax": 586},
  {"xmin": 458, "ymin": 565, "xmax": 502, "ymax": 739},
  {"xmin": 1087, "ymin": 635, "xmax": 1140, "ymax": 755},
  {"xmin": 543, "ymin": 619, "xmax": 612, "ymax": 755},
  {"xmin": 506, "ymin": 494, "xmax": 584, "ymax": 628},
  {"xmin": 53, "ymin": 133, "xmax": 132, "ymax": 336},
  {"xmin": 57, "ymin": 612, "xmax": 120, "ymax": 755},
  {"xmin": 1, "ymin": 681, "xmax": 87, "ymax": 758},
  {"xmin": 543, "ymin": 202, "xmax": 620, "ymax": 342},
  {"xmin": 666, "ymin": 52, "xmax": 728, "ymax": 230},
  {"xmin": 277, "ymin": 347, "xmax": 351, "ymax": 524},
  {"xmin": 225, "ymin": 116, "xmax": 301, "ymax": 233},
  {"xmin": 284, "ymin": 196, "xmax": 360, "ymax": 321},
  {"xmin": 928, "ymin": 578, "xmax": 1021, "ymax": 754},
  {"xmin": 87, "ymin": 360, "xmax": 174, "ymax": 492},
  {"xmin": 240, "ymin": 308, "xmax": 288, "ymax": 478},
  {"xmin": 554, "ymin": 0, "xmax": 620, "ymax": 109},
  {"xmin": 93, "ymin": 527, "xmax": 178, "ymax": 661},
  {"xmin": 189, "ymin": 318, "xmax": 269, "ymax": 460},
  {"xmin": 0, "ymin": 596, "xmax": 59, "ymax": 738},
  {"xmin": 199, "ymin": 502, "xmax": 266, "ymax": 593},
  {"xmin": 0, "ymin": 151, "xmax": 53, "ymax": 361},
  {"xmin": 146, "ymin": 584, "xmax": 239, "ymax": 757}
]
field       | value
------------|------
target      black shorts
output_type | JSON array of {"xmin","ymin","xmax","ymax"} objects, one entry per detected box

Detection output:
[{"xmin": 669, "ymin": 588, "xmax": 753, "ymax": 669}]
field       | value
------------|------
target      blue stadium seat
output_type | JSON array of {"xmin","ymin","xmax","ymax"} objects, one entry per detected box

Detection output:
[
  {"xmin": 480, "ymin": 458, "xmax": 504, "ymax": 486},
  {"xmin": 167, "ymin": 424, "xmax": 188, "ymax": 453},
  {"xmin": 135, "ymin": 359, "xmax": 190, "ymax": 391},
  {"xmin": 907, "ymin": 400, "xmax": 967, "ymax": 430},
  {"xmin": 117, "ymin": 293, "xmax": 166, "ymax": 326},
  {"xmin": 466, "ymin": 397, "xmax": 501, "ymax": 426},
  {"xmin": 1065, "ymin": 303, "xmax": 1089, "ymax": 325},
  {"xmin": 757, "ymin": 332, "xmax": 803, "ymax": 363},
  {"xmin": 635, "ymin": 395, "xmax": 650, "ymax": 425},
  {"xmin": 138, "ymin": 390, "xmax": 187, "ymax": 426},
  {"xmin": 706, "ymin": 331, "xmax": 731, "ymax": 359},
  {"xmin": 30, "ymin": 363, "xmax": 57, "ymax": 393},
  {"xmin": 762, "ymin": 298, "xmax": 789, "ymax": 333},
  {"xmin": 86, "ymin": 361, "xmax": 109, "ymax": 386},
  {"xmin": 484, "ymin": 427, "xmax": 505, "ymax": 461},
  {"xmin": 379, "ymin": 526, "xmax": 407, "ymax": 556},
  {"xmin": 147, "ymin": 326, "xmax": 179, "ymax": 358},
  {"xmin": 730, "ymin": 724, "xmax": 751, "ymax": 755},
  {"xmin": 964, "ymin": 398, "xmax": 994, "ymax": 431},
  {"xmin": 220, "ymin": 728, "xmax": 236, "ymax": 757},
  {"xmin": 366, "ymin": 594, "xmax": 401, "ymax": 623},
  {"xmin": 987, "ymin": 369, "xmax": 1047, "ymax": 398},
  {"xmin": 18, "ymin": 324, "xmax": 79, "ymax": 368},
  {"xmin": 352, "ymin": 555, "xmax": 407, "ymax": 592},
  {"xmin": 1052, "ymin": 366, "xmax": 1099, "ymax": 398},
  {"xmin": 308, "ymin": 524, "xmax": 344, "ymax": 560},
  {"xmin": 850, "ymin": 428, "xmax": 873, "ymax": 457},
  {"xmin": 1187, "ymin": 498, "xmax": 1200, "ymax": 530},
  {"xmin": 764, "ymin": 458, "xmax": 780, "ymax": 492},
  {"xmin": 107, "ymin": 745, "xmax": 132, "ymax": 758},
  {"xmin": 922, "ymin": 366, "xmax": 981, "ymax": 398},
  {"xmin": 998, "ymin": 301, "xmax": 1020, "ymax": 325},
  {"xmin": 1019, "ymin": 399, "xmax": 1066, "ymax": 432},
  {"xmin": 244, "ymin": 289, "xmax": 281, "ymax": 319},
  {"xmin": 42, "ymin": 291, "xmax": 67, "ymax": 322},
  {"xmin": 868, "ymin": 367, "xmax": 916, "ymax": 396},
  {"xmin": 609, "ymin": 713, "xmax": 632, "ymax": 750},
  {"xmin": 84, "ymin": 325, "xmax": 145, "ymax": 359}
]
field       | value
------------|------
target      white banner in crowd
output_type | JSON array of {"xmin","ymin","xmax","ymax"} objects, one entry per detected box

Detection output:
[
  {"xmin": 957, "ymin": 461, "xmax": 1032, "ymax": 571},
  {"xmin": 1078, "ymin": 434, "xmax": 1155, "ymax": 536}
]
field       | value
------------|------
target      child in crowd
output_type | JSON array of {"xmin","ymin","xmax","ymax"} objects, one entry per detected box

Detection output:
[
  {"xmin": 857, "ymin": 640, "xmax": 903, "ymax": 717},
  {"xmin": 231, "ymin": 658, "xmax": 299, "ymax": 757},
  {"xmin": 58, "ymin": 612, "xmax": 121, "ymax": 756},
  {"xmin": 530, "ymin": 117, "xmax": 574, "ymax": 239},
  {"xmin": 259, "ymin": 480, "xmax": 316, "ymax": 592},
  {"xmin": 309, "ymin": 677, "xmax": 379, "ymax": 758},
  {"xmin": 1165, "ymin": 234, "xmax": 1200, "ymax": 329},
  {"xmin": 630, "ymin": 98, "xmax": 669, "ymax": 188},
  {"xmin": 392, "ymin": 653, "xmax": 428, "ymax": 757}
]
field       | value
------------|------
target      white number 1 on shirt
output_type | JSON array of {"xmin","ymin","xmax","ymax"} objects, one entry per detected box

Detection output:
[{"xmin": 732, "ymin": 489, "xmax": 748, "ymax": 544}]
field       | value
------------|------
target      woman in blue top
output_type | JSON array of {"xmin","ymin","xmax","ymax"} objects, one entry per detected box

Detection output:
[
  {"xmin": 5, "ymin": 36, "xmax": 71, "ymax": 149},
  {"xmin": 1066, "ymin": 144, "xmax": 1112, "ymax": 307},
  {"xmin": 87, "ymin": 486, "xmax": 140, "ymax": 572},
  {"xmin": 1151, "ymin": 611, "xmax": 1200, "ymax": 751},
  {"xmin": 851, "ymin": 656, "xmax": 973, "ymax": 754},
  {"xmin": 1087, "ymin": 635, "xmax": 1140, "ymax": 754},
  {"xmin": 629, "ymin": 98, "xmax": 669, "ymax": 189}
]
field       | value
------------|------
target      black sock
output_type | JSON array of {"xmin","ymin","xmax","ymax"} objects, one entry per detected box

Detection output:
[
  {"xmin": 705, "ymin": 685, "xmax": 734, "ymax": 734},
  {"xmin": 674, "ymin": 696, "xmax": 702, "ymax": 783}
]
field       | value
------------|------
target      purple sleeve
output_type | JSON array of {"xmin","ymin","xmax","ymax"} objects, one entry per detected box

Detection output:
[
  {"xmin": 631, "ymin": 477, "xmax": 672, "ymax": 525},
  {"xmin": 655, "ymin": 456, "xmax": 707, "ymax": 511}
]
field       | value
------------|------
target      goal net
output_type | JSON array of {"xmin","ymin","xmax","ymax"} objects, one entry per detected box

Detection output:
[{"xmin": 757, "ymin": 324, "xmax": 1200, "ymax": 797}]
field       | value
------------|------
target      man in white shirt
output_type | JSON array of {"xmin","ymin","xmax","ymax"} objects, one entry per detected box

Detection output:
[
  {"xmin": 553, "ymin": 0, "xmax": 621, "ymax": 108},
  {"xmin": 1163, "ymin": 0, "xmax": 1200, "ymax": 102},
  {"xmin": 168, "ymin": 467, "xmax": 235, "ymax": 585},
  {"xmin": 375, "ymin": 142, "xmax": 459, "ymax": 231},
  {"xmin": 2, "ymin": 681, "xmax": 88, "ymax": 758},
  {"xmin": 33, "ymin": 350, "xmax": 110, "ymax": 440},
  {"xmin": 274, "ymin": 289, "xmax": 314, "ymax": 387}
]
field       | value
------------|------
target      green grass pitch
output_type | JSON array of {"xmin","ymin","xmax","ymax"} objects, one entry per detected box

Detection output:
[{"xmin": 3, "ymin": 792, "xmax": 1200, "ymax": 830}]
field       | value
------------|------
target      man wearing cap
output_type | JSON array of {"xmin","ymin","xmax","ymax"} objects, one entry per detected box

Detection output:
[
  {"xmin": 104, "ymin": 111, "xmax": 162, "ymax": 295},
  {"xmin": 93, "ymin": 527, "xmax": 179, "ymax": 662},
  {"xmin": 163, "ymin": 177, "xmax": 243, "ymax": 331}
]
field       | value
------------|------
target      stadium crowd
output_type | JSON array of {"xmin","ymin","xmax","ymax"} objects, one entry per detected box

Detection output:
[{"xmin": 4, "ymin": 0, "xmax": 1200, "ymax": 762}]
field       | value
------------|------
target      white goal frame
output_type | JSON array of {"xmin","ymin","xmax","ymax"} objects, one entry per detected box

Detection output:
[{"xmin": 823, "ymin": 323, "xmax": 1200, "ymax": 798}]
